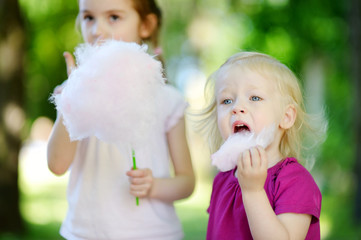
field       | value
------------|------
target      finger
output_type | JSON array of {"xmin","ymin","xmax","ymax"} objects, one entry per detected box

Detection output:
[
  {"xmin": 126, "ymin": 169, "xmax": 145, "ymax": 178},
  {"xmin": 257, "ymin": 146, "xmax": 268, "ymax": 169},
  {"xmin": 240, "ymin": 149, "xmax": 251, "ymax": 170},
  {"xmin": 129, "ymin": 188, "xmax": 147, "ymax": 197},
  {"xmin": 129, "ymin": 177, "xmax": 147, "ymax": 185},
  {"xmin": 130, "ymin": 184, "xmax": 151, "ymax": 197},
  {"xmin": 53, "ymin": 80, "xmax": 68, "ymax": 95},
  {"xmin": 130, "ymin": 183, "xmax": 149, "ymax": 191},
  {"xmin": 53, "ymin": 85, "xmax": 63, "ymax": 95},
  {"xmin": 63, "ymin": 51, "xmax": 76, "ymax": 76},
  {"xmin": 250, "ymin": 147, "xmax": 261, "ymax": 168}
]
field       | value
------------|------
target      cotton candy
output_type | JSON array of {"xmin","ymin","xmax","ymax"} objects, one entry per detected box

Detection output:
[
  {"xmin": 211, "ymin": 124, "xmax": 276, "ymax": 172},
  {"xmin": 51, "ymin": 40, "xmax": 165, "ymax": 149}
]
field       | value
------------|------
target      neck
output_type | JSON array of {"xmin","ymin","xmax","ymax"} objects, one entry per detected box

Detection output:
[
  {"xmin": 265, "ymin": 133, "xmax": 284, "ymax": 168},
  {"xmin": 266, "ymin": 150, "xmax": 283, "ymax": 168}
]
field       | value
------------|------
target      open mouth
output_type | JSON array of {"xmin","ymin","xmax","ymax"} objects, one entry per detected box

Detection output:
[{"xmin": 233, "ymin": 124, "xmax": 250, "ymax": 134}]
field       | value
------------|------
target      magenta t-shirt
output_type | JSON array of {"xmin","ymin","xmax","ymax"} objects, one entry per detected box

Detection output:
[{"xmin": 207, "ymin": 157, "xmax": 321, "ymax": 240}]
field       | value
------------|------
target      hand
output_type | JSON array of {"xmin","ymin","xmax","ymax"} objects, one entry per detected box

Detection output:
[
  {"xmin": 236, "ymin": 146, "xmax": 268, "ymax": 193},
  {"xmin": 64, "ymin": 51, "xmax": 76, "ymax": 77},
  {"xmin": 126, "ymin": 168, "xmax": 154, "ymax": 198},
  {"xmin": 53, "ymin": 52, "xmax": 76, "ymax": 95}
]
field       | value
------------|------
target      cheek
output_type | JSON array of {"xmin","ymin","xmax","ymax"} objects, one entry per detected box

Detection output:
[
  {"xmin": 81, "ymin": 25, "xmax": 93, "ymax": 41},
  {"xmin": 112, "ymin": 34, "xmax": 124, "ymax": 42},
  {"xmin": 253, "ymin": 107, "xmax": 281, "ymax": 133},
  {"xmin": 80, "ymin": 25, "xmax": 87, "ymax": 37},
  {"xmin": 217, "ymin": 109, "xmax": 229, "ymax": 139}
]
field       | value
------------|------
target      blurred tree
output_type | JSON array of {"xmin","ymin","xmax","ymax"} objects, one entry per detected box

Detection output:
[
  {"xmin": 19, "ymin": 0, "xmax": 79, "ymax": 121},
  {"xmin": 350, "ymin": 0, "xmax": 361, "ymax": 223},
  {"xmin": 7, "ymin": 0, "xmax": 361, "ymax": 238},
  {"xmin": 0, "ymin": 0, "xmax": 25, "ymax": 233}
]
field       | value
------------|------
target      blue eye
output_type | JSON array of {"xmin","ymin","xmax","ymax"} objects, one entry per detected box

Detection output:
[
  {"xmin": 223, "ymin": 99, "xmax": 233, "ymax": 104},
  {"xmin": 251, "ymin": 96, "xmax": 261, "ymax": 101}
]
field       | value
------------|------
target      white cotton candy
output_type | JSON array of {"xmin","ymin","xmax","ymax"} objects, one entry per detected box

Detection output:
[
  {"xmin": 51, "ymin": 40, "xmax": 165, "ymax": 149},
  {"xmin": 211, "ymin": 124, "xmax": 276, "ymax": 172}
]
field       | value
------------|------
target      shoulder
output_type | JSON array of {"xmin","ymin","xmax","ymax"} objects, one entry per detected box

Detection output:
[
  {"xmin": 267, "ymin": 158, "xmax": 322, "ymax": 217},
  {"xmin": 160, "ymin": 84, "xmax": 188, "ymax": 132},
  {"xmin": 272, "ymin": 158, "xmax": 317, "ymax": 186}
]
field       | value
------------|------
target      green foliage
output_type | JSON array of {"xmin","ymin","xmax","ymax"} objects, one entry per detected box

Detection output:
[
  {"xmin": 19, "ymin": 0, "xmax": 80, "ymax": 121},
  {"xmin": 17, "ymin": 0, "xmax": 359, "ymax": 239}
]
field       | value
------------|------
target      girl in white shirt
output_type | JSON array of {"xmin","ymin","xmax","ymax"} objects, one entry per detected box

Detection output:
[{"xmin": 47, "ymin": 1, "xmax": 195, "ymax": 239}]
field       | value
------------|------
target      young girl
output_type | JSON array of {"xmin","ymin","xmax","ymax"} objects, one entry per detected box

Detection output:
[
  {"xmin": 47, "ymin": 0, "xmax": 195, "ymax": 239},
  {"xmin": 197, "ymin": 52, "xmax": 324, "ymax": 239}
]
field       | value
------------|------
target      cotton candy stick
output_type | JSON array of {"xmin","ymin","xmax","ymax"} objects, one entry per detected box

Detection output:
[
  {"xmin": 132, "ymin": 149, "xmax": 139, "ymax": 206},
  {"xmin": 50, "ymin": 40, "xmax": 165, "ymax": 205}
]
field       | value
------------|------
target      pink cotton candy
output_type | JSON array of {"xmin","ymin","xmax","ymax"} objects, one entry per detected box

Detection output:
[
  {"xmin": 211, "ymin": 124, "xmax": 276, "ymax": 172},
  {"xmin": 51, "ymin": 40, "xmax": 165, "ymax": 149}
]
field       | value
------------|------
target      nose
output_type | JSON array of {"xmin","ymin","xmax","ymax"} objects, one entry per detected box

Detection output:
[
  {"xmin": 232, "ymin": 109, "xmax": 245, "ymax": 114},
  {"xmin": 232, "ymin": 104, "xmax": 246, "ymax": 114},
  {"xmin": 92, "ymin": 20, "xmax": 105, "ymax": 39}
]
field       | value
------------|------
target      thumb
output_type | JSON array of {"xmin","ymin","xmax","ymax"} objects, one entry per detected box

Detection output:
[{"xmin": 63, "ymin": 51, "xmax": 76, "ymax": 76}]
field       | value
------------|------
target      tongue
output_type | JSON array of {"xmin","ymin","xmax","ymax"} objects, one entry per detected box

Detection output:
[{"xmin": 235, "ymin": 126, "xmax": 249, "ymax": 133}]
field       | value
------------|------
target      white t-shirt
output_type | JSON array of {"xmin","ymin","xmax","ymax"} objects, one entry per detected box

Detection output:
[{"xmin": 60, "ymin": 85, "xmax": 187, "ymax": 240}]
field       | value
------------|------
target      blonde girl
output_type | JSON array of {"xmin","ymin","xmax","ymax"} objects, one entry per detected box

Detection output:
[{"xmin": 197, "ymin": 52, "xmax": 324, "ymax": 240}]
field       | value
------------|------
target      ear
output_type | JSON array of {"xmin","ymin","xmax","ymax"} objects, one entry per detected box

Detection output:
[
  {"xmin": 280, "ymin": 104, "xmax": 296, "ymax": 130},
  {"xmin": 139, "ymin": 13, "xmax": 158, "ymax": 39}
]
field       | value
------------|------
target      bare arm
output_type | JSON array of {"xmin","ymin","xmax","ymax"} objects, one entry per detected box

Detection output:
[
  {"xmin": 127, "ymin": 118, "xmax": 195, "ymax": 202},
  {"xmin": 47, "ymin": 52, "xmax": 78, "ymax": 176},
  {"xmin": 238, "ymin": 146, "xmax": 311, "ymax": 240},
  {"xmin": 243, "ymin": 190, "xmax": 311, "ymax": 240},
  {"xmin": 47, "ymin": 115, "xmax": 78, "ymax": 175}
]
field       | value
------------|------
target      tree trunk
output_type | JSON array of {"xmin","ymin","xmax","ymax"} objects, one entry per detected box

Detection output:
[
  {"xmin": 350, "ymin": 0, "xmax": 361, "ymax": 223},
  {"xmin": 0, "ymin": 0, "xmax": 26, "ymax": 232}
]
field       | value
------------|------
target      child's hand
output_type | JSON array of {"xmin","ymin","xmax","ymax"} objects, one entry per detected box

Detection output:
[
  {"xmin": 53, "ymin": 52, "xmax": 76, "ymax": 95},
  {"xmin": 236, "ymin": 146, "xmax": 268, "ymax": 193},
  {"xmin": 64, "ymin": 51, "xmax": 76, "ymax": 77},
  {"xmin": 126, "ymin": 168, "xmax": 154, "ymax": 198}
]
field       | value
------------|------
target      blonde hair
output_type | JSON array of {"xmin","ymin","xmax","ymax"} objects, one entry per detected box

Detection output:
[{"xmin": 196, "ymin": 51, "xmax": 326, "ymax": 161}]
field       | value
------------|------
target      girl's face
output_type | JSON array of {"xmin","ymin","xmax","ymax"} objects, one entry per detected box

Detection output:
[
  {"xmin": 215, "ymin": 66, "xmax": 286, "ymax": 141},
  {"xmin": 78, "ymin": 0, "xmax": 152, "ymax": 45}
]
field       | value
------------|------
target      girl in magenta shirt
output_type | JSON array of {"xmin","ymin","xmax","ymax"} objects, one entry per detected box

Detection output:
[{"xmin": 197, "ymin": 52, "xmax": 325, "ymax": 239}]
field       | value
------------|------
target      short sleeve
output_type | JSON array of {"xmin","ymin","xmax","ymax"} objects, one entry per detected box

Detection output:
[
  {"xmin": 273, "ymin": 162, "xmax": 322, "ymax": 219},
  {"xmin": 162, "ymin": 85, "xmax": 188, "ymax": 132}
]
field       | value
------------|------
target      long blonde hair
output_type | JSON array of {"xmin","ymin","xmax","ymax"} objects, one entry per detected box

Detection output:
[{"xmin": 196, "ymin": 52, "xmax": 326, "ymax": 161}]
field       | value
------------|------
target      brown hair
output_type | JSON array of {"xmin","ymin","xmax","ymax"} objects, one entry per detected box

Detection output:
[
  {"xmin": 131, "ymin": 0, "xmax": 162, "ymax": 48},
  {"xmin": 131, "ymin": 0, "xmax": 165, "ymax": 75},
  {"xmin": 76, "ymin": 0, "xmax": 162, "ymax": 49}
]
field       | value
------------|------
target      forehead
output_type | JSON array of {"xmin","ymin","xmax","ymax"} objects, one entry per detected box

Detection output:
[
  {"xmin": 79, "ymin": 0, "xmax": 133, "ymax": 11},
  {"xmin": 215, "ymin": 65, "xmax": 277, "ymax": 93}
]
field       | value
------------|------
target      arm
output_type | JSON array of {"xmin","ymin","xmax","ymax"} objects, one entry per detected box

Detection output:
[
  {"xmin": 47, "ymin": 52, "xmax": 78, "ymax": 176},
  {"xmin": 237, "ymin": 146, "xmax": 311, "ymax": 240},
  {"xmin": 47, "ymin": 115, "xmax": 78, "ymax": 175},
  {"xmin": 127, "ymin": 118, "xmax": 195, "ymax": 203}
]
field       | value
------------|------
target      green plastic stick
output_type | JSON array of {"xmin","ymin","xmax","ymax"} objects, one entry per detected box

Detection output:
[{"xmin": 132, "ymin": 149, "xmax": 139, "ymax": 206}]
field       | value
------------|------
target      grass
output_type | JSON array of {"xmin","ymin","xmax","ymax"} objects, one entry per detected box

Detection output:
[
  {"xmin": 5, "ymin": 181, "xmax": 211, "ymax": 240},
  {"xmin": 4, "ymin": 141, "xmax": 361, "ymax": 239}
]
